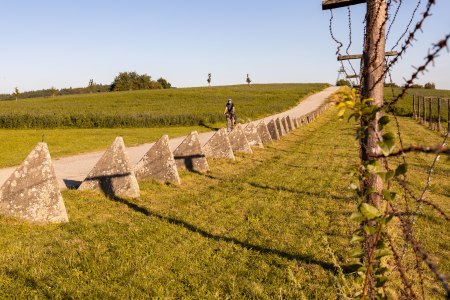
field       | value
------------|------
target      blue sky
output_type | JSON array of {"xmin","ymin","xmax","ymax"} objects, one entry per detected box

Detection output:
[{"xmin": 0, "ymin": 0, "xmax": 449, "ymax": 93}]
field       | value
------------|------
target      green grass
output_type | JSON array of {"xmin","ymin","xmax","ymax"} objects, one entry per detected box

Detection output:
[
  {"xmin": 386, "ymin": 87, "xmax": 450, "ymax": 124},
  {"xmin": 0, "ymin": 83, "xmax": 328, "ymax": 129},
  {"xmin": 0, "ymin": 108, "xmax": 448, "ymax": 298},
  {"xmin": 0, "ymin": 126, "xmax": 210, "ymax": 168}
]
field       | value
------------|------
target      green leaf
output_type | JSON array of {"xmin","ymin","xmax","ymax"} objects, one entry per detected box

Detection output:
[
  {"xmin": 395, "ymin": 163, "xmax": 408, "ymax": 177},
  {"xmin": 382, "ymin": 190, "xmax": 396, "ymax": 201},
  {"xmin": 385, "ymin": 170, "xmax": 395, "ymax": 181},
  {"xmin": 363, "ymin": 225, "xmax": 379, "ymax": 235},
  {"xmin": 376, "ymin": 276, "xmax": 389, "ymax": 288},
  {"xmin": 350, "ymin": 249, "xmax": 364, "ymax": 258},
  {"xmin": 350, "ymin": 212, "xmax": 364, "ymax": 222},
  {"xmin": 378, "ymin": 115, "xmax": 390, "ymax": 130},
  {"xmin": 360, "ymin": 203, "xmax": 382, "ymax": 220},
  {"xmin": 367, "ymin": 161, "xmax": 382, "ymax": 173},
  {"xmin": 350, "ymin": 234, "xmax": 364, "ymax": 243},
  {"xmin": 375, "ymin": 249, "xmax": 390, "ymax": 259},
  {"xmin": 375, "ymin": 267, "xmax": 389, "ymax": 275},
  {"xmin": 379, "ymin": 132, "xmax": 396, "ymax": 156}
]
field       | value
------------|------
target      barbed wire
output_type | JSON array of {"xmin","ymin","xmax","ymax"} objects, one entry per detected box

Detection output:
[
  {"xmin": 368, "ymin": 0, "xmax": 436, "ymax": 94},
  {"xmin": 346, "ymin": 7, "xmax": 359, "ymax": 82},
  {"xmin": 385, "ymin": 33, "xmax": 450, "ymax": 108},
  {"xmin": 386, "ymin": 0, "xmax": 403, "ymax": 42},
  {"xmin": 390, "ymin": 0, "xmax": 422, "ymax": 51}
]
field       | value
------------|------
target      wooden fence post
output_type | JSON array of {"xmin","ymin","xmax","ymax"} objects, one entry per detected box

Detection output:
[
  {"xmin": 437, "ymin": 98, "xmax": 441, "ymax": 132},
  {"xmin": 448, "ymin": 98, "xmax": 450, "ymax": 135},
  {"xmin": 417, "ymin": 96, "xmax": 421, "ymax": 122},
  {"xmin": 423, "ymin": 97, "xmax": 426, "ymax": 125},
  {"xmin": 412, "ymin": 94, "xmax": 416, "ymax": 118},
  {"xmin": 429, "ymin": 97, "xmax": 433, "ymax": 129}
]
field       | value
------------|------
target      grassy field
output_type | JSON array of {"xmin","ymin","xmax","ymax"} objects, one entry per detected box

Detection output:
[
  {"xmin": 385, "ymin": 87, "xmax": 450, "ymax": 124},
  {"xmin": 0, "ymin": 107, "xmax": 447, "ymax": 298},
  {"xmin": 0, "ymin": 126, "xmax": 210, "ymax": 168},
  {"xmin": 0, "ymin": 83, "xmax": 328, "ymax": 129}
]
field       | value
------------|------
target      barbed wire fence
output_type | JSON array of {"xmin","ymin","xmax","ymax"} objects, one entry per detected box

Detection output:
[{"xmin": 326, "ymin": 0, "xmax": 449, "ymax": 298}]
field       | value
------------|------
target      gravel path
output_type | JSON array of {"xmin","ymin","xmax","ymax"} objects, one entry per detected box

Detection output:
[{"xmin": 0, "ymin": 86, "xmax": 339, "ymax": 189}]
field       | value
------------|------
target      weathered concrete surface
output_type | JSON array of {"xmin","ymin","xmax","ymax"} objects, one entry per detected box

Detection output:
[
  {"xmin": 78, "ymin": 137, "xmax": 140, "ymax": 198},
  {"xmin": 275, "ymin": 118, "xmax": 286, "ymax": 136},
  {"xmin": 228, "ymin": 124, "xmax": 253, "ymax": 153},
  {"xmin": 243, "ymin": 123, "xmax": 264, "ymax": 148},
  {"xmin": 202, "ymin": 128, "xmax": 235, "ymax": 160},
  {"xmin": 134, "ymin": 135, "xmax": 180, "ymax": 184},
  {"xmin": 281, "ymin": 117, "xmax": 289, "ymax": 133},
  {"xmin": 256, "ymin": 121, "xmax": 273, "ymax": 144},
  {"xmin": 292, "ymin": 117, "xmax": 299, "ymax": 128},
  {"xmin": 173, "ymin": 131, "xmax": 209, "ymax": 172},
  {"xmin": 0, "ymin": 143, "xmax": 69, "ymax": 223},
  {"xmin": 286, "ymin": 116, "xmax": 294, "ymax": 131},
  {"xmin": 267, "ymin": 119, "xmax": 280, "ymax": 141}
]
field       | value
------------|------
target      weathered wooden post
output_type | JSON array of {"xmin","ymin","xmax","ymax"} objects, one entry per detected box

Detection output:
[
  {"xmin": 437, "ymin": 98, "xmax": 441, "ymax": 132},
  {"xmin": 448, "ymin": 98, "xmax": 450, "ymax": 135},
  {"xmin": 417, "ymin": 96, "xmax": 421, "ymax": 122},
  {"xmin": 422, "ymin": 97, "xmax": 427, "ymax": 125},
  {"xmin": 412, "ymin": 94, "xmax": 416, "ymax": 119},
  {"xmin": 429, "ymin": 97, "xmax": 433, "ymax": 129}
]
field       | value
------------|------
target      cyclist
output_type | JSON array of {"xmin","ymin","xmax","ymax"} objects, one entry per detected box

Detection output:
[{"xmin": 224, "ymin": 98, "xmax": 236, "ymax": 130}]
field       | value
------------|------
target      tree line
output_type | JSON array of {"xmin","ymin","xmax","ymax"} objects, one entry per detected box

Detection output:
[{"xmin": 0, "ymin": 72, "xmax": 172, "ymax": 101}]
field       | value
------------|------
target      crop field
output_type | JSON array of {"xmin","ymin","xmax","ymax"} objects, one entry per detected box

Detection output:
[
  {"xmin": 0, "ymin": 108, "xmax": 447, "ymax": 298},
  {"xmin": 0, "ymin": 83, "xmax": 328, "ymax": 129}
]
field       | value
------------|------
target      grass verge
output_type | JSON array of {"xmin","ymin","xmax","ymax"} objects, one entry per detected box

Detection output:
[{"xmin": 0, "ymin": 108, "xmax": 447, "ymax": 298}]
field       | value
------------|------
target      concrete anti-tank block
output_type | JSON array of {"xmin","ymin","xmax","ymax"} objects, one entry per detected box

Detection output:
[
  {"xmin": 228, "ymin": 124, "xmax": 253, "ymax": 153},
  {"xmin": 267, "ymin": 119, "xmax": 280, "ymax": 141},
  {"xmin": 173, "ymin": 131, "xmax": 209, "ymax": 172},
  {"xmin": 0, "ymin": 142, "xmax": 69, "ymax": 223},
  {"xmin": 135, "ymin": 135, "xmax": 181, "ymax": 184},
  {"xmin": 202, "ymin": 128, "xmax": 235, "ymax": 160},
  {"xmin": 256, "ymin": 121, "xmax": 273, "ymax": 144},
  {"xmin": 243, "ymin": 123, "xmax": 264, "ymax": 148},
  {"xmin": 78, "ymin": 137, "xmax": 140, "ymax": 198},
  {"xmin": 276, "ymin": 118, "xmax": 286, "ymax": 136}
]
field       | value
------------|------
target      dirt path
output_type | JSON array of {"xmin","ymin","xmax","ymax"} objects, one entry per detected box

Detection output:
[{"xmin": 0, "ymin": 86, "xmax": 339, "ymax": 189}]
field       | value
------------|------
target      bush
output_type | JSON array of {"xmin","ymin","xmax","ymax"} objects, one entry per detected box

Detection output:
[
  {"xmin": 336, "ymin": 79, "xmax": 351, "ymax": 87},
  {"xmin": 424, "ymin": 82, "xmax": 436, "ymax": 89}
]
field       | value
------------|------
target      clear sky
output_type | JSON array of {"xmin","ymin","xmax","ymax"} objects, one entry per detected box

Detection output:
[{"xmin": 0, "ymin": 0, "xmax": 449, "ymax": 94}]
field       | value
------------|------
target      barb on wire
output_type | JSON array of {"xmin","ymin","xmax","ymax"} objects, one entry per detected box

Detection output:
[
  {"xmin": 370, "ymin": 144, "xmax": 450, "ymax": 158},
  {"xmin": 391, "ymin": 0, "xmax": 422, "ymax": 51},
  {"xmin": 329, "ymin": 9, "xmax": 343, "ymax": 56},
  {"xmin": 369, "ymin": 0, "xmax": 436, "ymax": 94},
  {"xmin": 386, "ymin": 0, "xmax": 403, "ymax": 42},
  {"xmin": 385, "ymin": 33, "xmax": 450, "ymax": 108}
]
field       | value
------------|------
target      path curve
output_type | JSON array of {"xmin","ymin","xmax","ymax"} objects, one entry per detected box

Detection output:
[{"xmin": 0, "ymin": 86, "xmax": 339, "ymax": 189}]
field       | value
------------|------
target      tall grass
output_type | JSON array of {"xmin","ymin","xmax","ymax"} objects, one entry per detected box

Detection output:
[{"xmin": 0, "ymin": 84, "xmax": 328, "ymax": 129}]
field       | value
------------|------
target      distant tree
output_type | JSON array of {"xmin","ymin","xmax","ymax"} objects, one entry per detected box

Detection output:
[
  {"xmin": 157, "ymin": 77, "xmax": 172, "ymax": 89},
  {"xmin": 88, "ymin": 79, "xmax": 95, "ymax": 93},
  {"xmin": 409, "ymin": 83, "xmax": 424, "ymax": 89},
  {"xmin": 336, "ymin": 79, "xmax": 351, "ymax": 87},
  {"xmin": 424, "ymin": 82, "xmax": 436, "ymax": 89},
  {"xmin": 384, "ymin": 82, "xmax": 398, "ymax": 88},
  {"xmin": 111, "ymin": 71, "xmax": 158, "ymax": 91},
  {"xmin": 13, "ymin": 87, "xmax": 20, "ymax": 101},
  {"xmin": 50, "ymin": 86, "xmax": 58, "ymax": 98},
  {"xmin": 207, "ymin": 73, "xmax": 211, "ymax": 86},
  {"xmin": 246, "ymin": 74, "xmax": 251, "ymax": 86}
]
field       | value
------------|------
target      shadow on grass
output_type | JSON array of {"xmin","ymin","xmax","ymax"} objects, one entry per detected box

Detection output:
[
  {"xmin": 198, "ymin": 120, "xmax": 221, "ymax": 131},
  {"xmin": 107, "ymin": 193, "xmax": 337, "ymax": 272},
  {"xmin": 247, "ymin": 181, "xmax": 351, "ymax": 201}
]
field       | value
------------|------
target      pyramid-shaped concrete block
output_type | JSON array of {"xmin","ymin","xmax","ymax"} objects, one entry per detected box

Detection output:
[
  {"xmin": 276, "ymin": 118, "xmax": 286, "ymax": 136},
  {"xmin": 292, "ymin": 117, "xmax": 299, "ymax": 128},
  {"xmin": 256, "ymin": 121, "xmax": 273, "ymax": 144},
  {"xmin": 0, "ymin": 143, "xmax": 69, "ymax": 223},
  {"xmin": 135, "ymin": 135, "xmax": 181, "ymax": 184},
  {"xmin": 267, "ymin": 119, "xmax": 280, "ymax": 140},
  {"xmin": 173, "ymin": 131, "xmax": 209, "ymax": 172},
  {"xmin": 244, "ymin": 123, "xmax": 264, "ymax": 148},
  {"xmin": 202, "ymin": 128, "xmax": 235, "ymax": 160},
  {"xmin": 78, "ymin": 137, "xmax": 140, "ymax": 198},
  {"xmin": 228, "ymin": 124, "xmax": 253, "ymax": 153},
  {"xmin": 281, "ymin": 117, "xmax": 290, "ymax": 133},
  {"xmin": 286, "ymin": 116, "xmax": 294, "ymax": 131}
]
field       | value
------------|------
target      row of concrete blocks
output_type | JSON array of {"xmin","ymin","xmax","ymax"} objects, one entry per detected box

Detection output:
[{"xmin": 0, "ymin": 103, "xmax": 332, "ymax": 224}]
